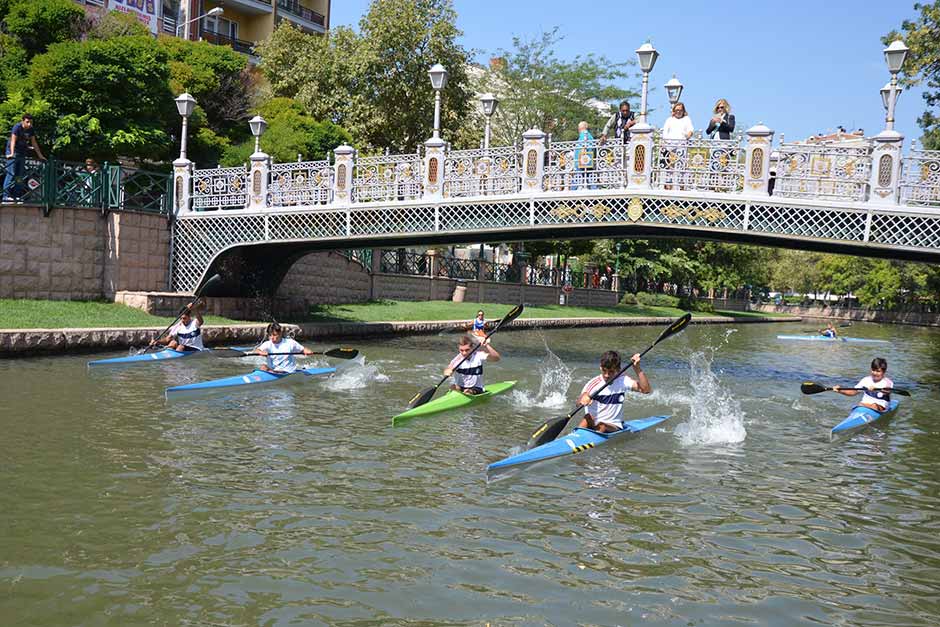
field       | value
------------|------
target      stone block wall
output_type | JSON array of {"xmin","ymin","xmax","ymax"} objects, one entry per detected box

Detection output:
[
  {"xmin": 0, "ymin": 205, "xmax": 169, "ymax": 300},
  {"xmin": 277, "ymin": 252, "xmax": 372, "ymax": 304}
]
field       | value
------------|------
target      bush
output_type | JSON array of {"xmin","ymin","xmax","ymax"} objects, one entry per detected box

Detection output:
[
  {"xmin": 620, "ymin": 292, "xmax": 638, "ymax": 305},
  {"xmin": 5, "ymin": 0, "xmax": 85, "ymax": 59},
  {"xmin": 678, "ymin": 295, "xmax": 715, "ymax": 313},
  {"xmin": 635, "ymin": 291, "xmax": 680, "ymax": 307}
]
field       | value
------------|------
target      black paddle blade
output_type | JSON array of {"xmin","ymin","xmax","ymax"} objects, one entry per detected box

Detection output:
[
  {"xmin": 526, "ymin": 414, "xmax": 573, "ymax": 449},
  {"xmin": 406, "ymin": 386, "xmax": 437, "ymax": 410},
  {"xmin": 800, "ymin": 382, "xmax": 829, "ymax": 395},
  {"xmin": 657, "ymin": 312, "xmax": 692, "ymax": 344},
  {"xmin": 196, "ymin": 273, "xmax": 223, "ymax": 298},
  {"xmin": 325, "ymin": 348, "xmax": 359, "ymax": 359}
]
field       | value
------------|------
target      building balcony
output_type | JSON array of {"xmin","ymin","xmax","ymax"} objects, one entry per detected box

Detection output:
[
  {"xmin": 277, "ymin": 0, "xmax": 326, "ymax": 32},
  {"xmin": 223, "ymin": 0, "xmax": 275, "ymax": 15},
  {"xmin": 200, "ymin": 30, "xmax": 257, "ymax": 57}
]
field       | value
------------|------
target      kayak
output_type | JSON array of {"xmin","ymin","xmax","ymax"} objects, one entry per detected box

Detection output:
[
  {"xmin": 830, "ymin": 399, "xmax": 900, "ymax": 440},
  {"xmin": 776, "ymin": 335, "xmax": 890, "ymax": 344},
  {"xmin": 165, "ymin": 366, "xmax": 336, "ymax": 399},
  {"xmin": 486, "ymin": 414, "xmax": 670, "ymax": 481},
  {"xmin": 392, "ymin": 381, "xmax": 516, "ymax": 425},
  {"xmin": 87, "ymin": 348, "xmax": 209, "ymax": 367}
]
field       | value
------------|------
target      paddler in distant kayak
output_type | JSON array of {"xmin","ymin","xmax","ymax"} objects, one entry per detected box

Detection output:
[
  {"xmin": 577, "ymin": 350, "xmax": 651, "ymax": 433},
  {"xmin": 149, "ymin": 299, "xmax": 205, "ymax": 352},
  {"xmin": 820, "ymin": 322, "xmax": 838, "ymax": 338},
  {"xmin": 469, "ymin": 309, "xmax": 486, "ymax": 342},
  {"xmin": 832, "ymin": 357, "xmax": 892, "ymax": 412},
  {"xmin": 444, "ymin": 334, "xmax": 500, "ymax": 395},
  {"xmin": 251, "ymin": 322, "xmax": 314, "ymax": 374}
]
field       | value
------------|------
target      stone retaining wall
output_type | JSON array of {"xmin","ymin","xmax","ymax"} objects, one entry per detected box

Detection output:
[
  {"xmin": 753, "ymin": 303, "xmax": 940, "ymax": 327},
  {"xmin": 0, "ymin": 315, "xmax": 798, "ymax": 356},
  {"xmin": 0, "ymin": 205, "xmax": 169, "ymax": 300}
]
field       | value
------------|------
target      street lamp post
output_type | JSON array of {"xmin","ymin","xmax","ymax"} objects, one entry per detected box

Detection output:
[
  {"xmin": 635, "ymin": 42, "xmax": 659, "ymax": 126},
  {"xmin": 480, "ymin": 93, "xmax": 498, "ymax": 151},
  {"xmin": 178, "ymin": 6, "xmax": 223, "ymax": 40},
  {"xmin": 174, "ymin": 93, "xmax": 196, "ymax": 161},
  {"xmin": 665, "ymin": 75, "xmax": 684, "ymax": 106},
  {"xmin": 882, "ymin": 39, "xmax": 909, "ymax": 132},
  {"xmin": 249, "ymin": 115, "xmax": 268, "ymax": 154},
  {"xmin": 428, "ymin": 64, "xmax": 449, "ymax": 140},
  {"xmin": 615, "ymin": 241, "xmax": 621, "ymax": 274}
]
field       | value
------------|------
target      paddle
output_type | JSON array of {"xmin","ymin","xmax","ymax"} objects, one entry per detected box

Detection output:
[
  {"xmin": 526, "ymin": 312, "xmax": 693, "ymax": 449},
  {"xmin": 215, "ymin": 347, "xmax": 359, "ymax": 359},
  {"xmin": 800, "ymin": 381, "xmax": 911, "ymax": 397},
  {"xmin": 405, "ymin": 303, "xmax": 525, "ymax": 410},
  {"xmin": 144, "ymin": 274, "xmax": 221, "ymax": 352}
]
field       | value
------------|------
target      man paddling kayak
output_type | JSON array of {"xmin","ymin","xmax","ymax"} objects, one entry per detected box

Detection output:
[
  {"xmin": 820, "ymin": 322, "xmax": 838, "ymax": 338},
  {"xmin": 832, "ymin": 357, "xmax": 893, "ymax": 412},
  {"xmin": 251, "ymin": 322, "xmax": 314, "ymax": 373},
  {"xmin": 149, "ymin": 300, "xmax": 205, "ymax": 352},
  {"xmin": 577, "ymin": 351, "xmax": 651, "ymax": 433},
  {"xmin": 444, "ymin": 334, "xmax": 500, "ymax": 395}
]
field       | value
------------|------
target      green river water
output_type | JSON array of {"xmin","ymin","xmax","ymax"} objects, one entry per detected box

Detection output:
[{"xmin": 1, "ymin": 320, "xmax": 939, "ymax": 626}]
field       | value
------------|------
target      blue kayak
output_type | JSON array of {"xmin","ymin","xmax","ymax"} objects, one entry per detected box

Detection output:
[
  {"xmin": 87, "ymin": 348, "xmax": 208, "ymax": 367},
  {"xmin": 486, "ymin": 415, "xmax": 670, "ymax": 481},
  {"xmin": 165, "ymin": 366, "xmax": 336, "ymax": 399},
  {"xmin": 830, "ymin": 399, "xmax": 900, "ymax": 440},
  {"xmin": 776, "ymin": 335, "xmax": 890, "ymax": 344}
]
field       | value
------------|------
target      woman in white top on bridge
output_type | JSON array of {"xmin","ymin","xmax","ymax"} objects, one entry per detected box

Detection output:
[{"xmin": 661, "ymin": 102, "xmax": 694, "ymax": 189}]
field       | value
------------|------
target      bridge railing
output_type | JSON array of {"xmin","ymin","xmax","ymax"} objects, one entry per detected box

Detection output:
[
  {"xmin": 651, "ymin": 137, "xmax": 743, "ymax": 193},
  {"xmin": 544, "ymin": 138, "xmax": 629, "ymax": 191},
  {"xmin": 443, "ymin": 145, "xmax": 521, "ymax": 197},
  {"xmin": 353, "ymin": 153, "xmax": 423, "ymax": 203},
  {"xmin": 269, "ymin": 159, "xmax": 333, "ymax": 206},
  {"xmin": 192, "ymin": 165, "xmax": 249, "ymax": 210},
  {"xmin": 900, "ymin": 149, "xmax": 940, "ymax": 208},
  {"xmin": 773, "ymin": 142, "xmax": 873, "ymax": 202}
]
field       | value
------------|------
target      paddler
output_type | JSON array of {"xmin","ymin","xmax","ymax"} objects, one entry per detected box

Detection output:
[
  {"xmin": 444, "ymin": 334, "xmax": 500, "ymax": 395},
  {"xmin": 577, "ymin": 351, "xmax": 652, "ymax": 433},
  {"xmin": 469, "ymin": 309, "xmax": 486, "ymax": 342},
  {"xmin": 820, "ymin": 322, "xmax": 838, "ymax": 338},
  {"xmin": 251, "ymin": 322, "xmax": 314, "ymax": 374},
  {"xmin": 149, "ymin": 299, "xmax": 205, "ymax": 352},
  {"xmin": 832, "ymin": 357, "xmax": 892, "ymax": 412}
]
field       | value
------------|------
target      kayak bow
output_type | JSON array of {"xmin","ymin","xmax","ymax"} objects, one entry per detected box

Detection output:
[
  {"xmin": 393, "ymin": 381, "xmax": 516, "ymax": 425},
  {"xmin": 165, "ymin": 366, "xmax": 336, "ymax": 399},
  {"xmin": 830, "ymin": 399, "xmax": 899, "ymax": 441},
  {"xmin": 486, "ymin": 414, "xmax": 670, "ymax": 481}
]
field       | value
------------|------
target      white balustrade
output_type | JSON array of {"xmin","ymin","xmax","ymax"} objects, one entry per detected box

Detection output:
[{"xmin": 900, "ymin": 150, "xmax": 940, "ymax": 208}]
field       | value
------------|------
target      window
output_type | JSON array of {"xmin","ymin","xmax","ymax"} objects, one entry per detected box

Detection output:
[{"xmin": 204, "ymin": 15, "xmax": 238, "ymax": 39}]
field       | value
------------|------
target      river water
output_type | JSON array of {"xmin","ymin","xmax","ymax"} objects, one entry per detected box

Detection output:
[{"xmin": 2, "ymin": 320, "xmax": 939, "ymax": 626}]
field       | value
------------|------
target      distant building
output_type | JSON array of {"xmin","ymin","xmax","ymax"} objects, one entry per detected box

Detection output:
[{"xmin": 72, "ymin": 0, "xmax": 329, "ymax": 62}]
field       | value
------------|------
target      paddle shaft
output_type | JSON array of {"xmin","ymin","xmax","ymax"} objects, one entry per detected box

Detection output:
[
  {"xmin": 432, "ymin": 318, "xmax": 508, "ymax": 390},
  {"xmin": 831, "ymin": 386, "xmax": 910, "ymax": 396},
  {"xmin": 148, "ymin": 274, "xmax": 219, "ymax": 349}
]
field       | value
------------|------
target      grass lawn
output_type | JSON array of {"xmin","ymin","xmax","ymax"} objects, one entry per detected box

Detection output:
[
  {"xmin": 0, "ymin": 299, "xmax": 247, "ymax": 329},
  {"xmin": 306, "ymin": 300, "xmax": 793, "ymax": 323}
]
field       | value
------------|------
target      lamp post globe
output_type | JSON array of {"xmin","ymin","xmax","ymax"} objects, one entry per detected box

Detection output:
[
  {"xmin": 174, "ymin": 93, "xmax": 196, "ymax": 161},
  {"xmin": 428, "ymin": 64, "xmax": 449, "ymax": 140},
  {"xmin": 480, "ymin": 93, "xmax": 498, "ymax": 150},
  {"xmin": 882, "ymin": 40, "xmax": 908, "ymax": 132},
  {"xmin": 249, "ymin": 115, "xmax": 267, "ymax": 153},
  {"xmin": 635, "ymin": 42, "xmax": 659, "ymax": 126},
  {"xmin": 665, "ymin": 75, "xmax": 683, "ymax": 106}
]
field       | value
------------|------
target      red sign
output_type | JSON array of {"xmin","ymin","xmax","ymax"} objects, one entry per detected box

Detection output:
[{"xmin": 562, "ymin": 284, "xmax": 573, "ymax": 294}]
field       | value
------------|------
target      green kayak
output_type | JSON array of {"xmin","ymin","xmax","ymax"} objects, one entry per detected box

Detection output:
[{"xmin": 393, "ymin": 381, "xmax": 516, "ymax": 426}]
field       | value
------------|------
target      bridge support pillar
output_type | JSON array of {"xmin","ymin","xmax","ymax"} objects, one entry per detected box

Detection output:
[
  {"xmin": 743, "ymin": 123, "xmax": 774, "ymax": 197},
  {"xmin": 521, "ymin": 128, "xmax": 546, "ymax": 193},
  {"xmin": 423, "ymin": 137, "xmax": 445, "ymax": 200},
  {"xmin": 371, "ymin": 248, "xmax": 383, "ymax": 274},
  {"xmin": 868, "ymin": 130, "xmax": 904, "ymax": 206},
  {"xmin": 627, "ymin": 124, "xmax": 654, "ymax": 189},
  {"xmin": 333, "ymin": 145, "xmax": 356, "ymax": 204},
  {"xmin": 172, "ymin": 157, "xmax": 192, "ymax": 215},
  {"xmin": 248, "ymin": 150, "xmax": 270, "ymax": 210}
]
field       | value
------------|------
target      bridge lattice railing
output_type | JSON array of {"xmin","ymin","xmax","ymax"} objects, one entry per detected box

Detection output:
[
  {"xmin": 900, "ymin": 149, "xmax": 940, "ymax": 208},
  {"xmin": 353, "ymin": 153, "xmax": 423, "ymax": 204},
  {"xmin": 543, "ymin": 138, "xmax": 629, "ymax": 192},
  {"xmin": 192, "ymin": 166, "xmax": 249, "ymax": 210},
  {"xmin": 651, "ymin": 137, "xmax": 743, "ymax": 193},
  {"xmin": 443, "ymin": 145, "xmax": 521, "ymax": 198},
  {"xmin": 269, "ymin": 160, "xmax": 333, "ymax": 206},
  {"xmin": 773, "ymin": 142, "xmax": 872, "ymax": 202}
]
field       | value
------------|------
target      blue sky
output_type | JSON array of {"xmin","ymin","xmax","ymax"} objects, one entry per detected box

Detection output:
[{"xmin": 330, "ymin": 0, "xmax": 927, "ymax": 144}]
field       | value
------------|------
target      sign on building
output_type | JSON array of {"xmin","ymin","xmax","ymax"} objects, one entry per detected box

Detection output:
[{"xmin": 110, "ymin": 0, "xmax": 159, "ymax": 35}]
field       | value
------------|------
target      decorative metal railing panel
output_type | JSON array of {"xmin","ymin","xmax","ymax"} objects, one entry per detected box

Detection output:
[
  {"xmin": 108, "ymin": 165, "xmax": 171, "ymax": 214},
  {"xmin": 267, "ymin": 211, "xmax": 346, "ymax": 241},
  {"xmin": 172, "ymin": 214, "xmax": 266, "ymax": 291},
  {"xmin": 544, "ymin": 138, "xmax": 628, "ymax": 191},
  {"xmin": 353, "ymin": 153, "xmax": 422, "ymax": 203},
  {"xmin": 192, "ymin": 166, "xmax": 249, "ymax": 210},
  {"xmin": 49, "ymin": 160, "xmax": 104, "ymax": 210},
  {"xmin": 438, "ymin": 256, "xmax": 478, "ymax": 280},
  {"xmin": 747, "ymin": 204, "xmax": 867, "ymax": 240},
  {"xmin": 651, "ymin": 138, "xmax": 742, "ymax": 193},
  {"xmin": 900, "ymin": 150, "xmax": 940, "ymax": 208},
  {"xmin": 349, "ymin": 205, "xmax": 434, "ymax": 235},
  {"xmin": 269, "ymin": 160, "xmax": 333, "ymax": 207},
  {"xmin": 481, "ymin": 260, "xmax": 521, "ymax": 283},
  {"xmin": 869, "ymin": 212, "xmax": 940, "ymax": 249},
  {"xmin": 443, "ymin": 145, "xmax": 521, "ymax": 198},
  {"xmin": 439, "ymin": 200, "xmax": 530, "ymax": 231},
  {"xmin": 380, "ymin": 250, "xmax": 429, "ymax": 276},
  {"xmin": 524, "ymin": 265, "xmax": 563, "ymax": 286},
  {"xmin": 773, "ymin": 143, "xmax": 872, "ymax": 202},
  {"xmin": 342, "ymin": 248, "xmax": 373, "ymax": 269}
]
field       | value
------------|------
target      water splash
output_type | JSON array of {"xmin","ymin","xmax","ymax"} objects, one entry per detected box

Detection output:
[
  {"xmin": 323, "ymin": 355, "xmax": 388, "ymax": 391},
  {"xmin": 674, "ymin": 350, "xmax": 747, "ymax": 446},
  {"xmin": 508, "ymin": 335, "xmax": 572, "ymax": 408}
]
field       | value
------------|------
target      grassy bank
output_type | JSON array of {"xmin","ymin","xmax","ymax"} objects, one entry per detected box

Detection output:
[
  {"xmin": 307, "ymin": 300, "xmax": 793, "ymax": 323},
  {"xmin": 0, "ymin": 299, "xmax": 247, "ymax": 329}
]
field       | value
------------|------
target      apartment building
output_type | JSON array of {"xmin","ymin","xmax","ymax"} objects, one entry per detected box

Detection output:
[{"xmin": 71, "ymin": 0, "xmax": 329, "ymax": 60}]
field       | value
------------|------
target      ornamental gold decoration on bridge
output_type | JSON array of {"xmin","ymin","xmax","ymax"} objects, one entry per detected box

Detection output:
[
  {"xmin": 627, "ymin": 197, "xmax": 643, "ymax": 221},
  {"xmin": 750, "ymin": 148, "xmax": 764, "ymax": 178},
  {"xmin": 661, "ymin": 204, "xmax": 727, "ymax": 223}
]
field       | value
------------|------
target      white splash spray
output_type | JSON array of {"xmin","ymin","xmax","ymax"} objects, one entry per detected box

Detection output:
[
  {"xmin": 323, "ymin": 355, "xmax": 389, "ymax": 391},
  {"xmin": 508, "ymin": 335, "xmax": 572, "ymax": 408},
  {"xmin": 673, "ymin": 347, "xmax": 747, "ymax": 446}
]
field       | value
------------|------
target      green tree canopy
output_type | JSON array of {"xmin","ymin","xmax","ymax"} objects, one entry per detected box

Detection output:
[
  {"xmin": 3, "ymin": 0, "xmax": 85, "ymax": 60},
  {"xmin": 886, "ymin": 2, "xmax": 940, "ymax": 148}
]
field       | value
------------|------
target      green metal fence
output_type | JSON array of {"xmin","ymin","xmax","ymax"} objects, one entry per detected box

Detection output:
[{"xmin": 10, "ymin": 158, "xmax": 171, "ymax": 215}]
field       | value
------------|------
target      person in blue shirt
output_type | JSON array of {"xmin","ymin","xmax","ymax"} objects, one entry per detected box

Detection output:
[
  {"xmin": 820, "ymin": 322, "xmax": 838, "ymax": 338},
  {"xmin": 3, "ymin": 114, "xmax": 46, "ymax": 202}
]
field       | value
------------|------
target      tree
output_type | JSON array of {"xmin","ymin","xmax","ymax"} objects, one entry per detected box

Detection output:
[
  {"xmin": 885, "ymin": 2, "xmax": 940, "ymax": 148},
  {"xmin": 258, "ymin": 0, "xmax": 472, "ymax": 153},
  {"xmin": 3, "ymin": 0, "xmax": 85, "ymax": 60},
  {"xmin": 472, "ymin": 29, "xmax": 637, "ymax": 145},
  {"xmin": 86, "ymin": 9, "xmax": 151, "ymax": 40}
]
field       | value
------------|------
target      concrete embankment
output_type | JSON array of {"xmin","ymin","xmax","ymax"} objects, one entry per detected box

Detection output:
[{"xmin": 0, "ymin": 315, "xmax": 798, "ymax": 356}]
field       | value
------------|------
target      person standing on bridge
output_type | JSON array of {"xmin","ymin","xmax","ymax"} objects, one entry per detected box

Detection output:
[
  {"xmin": 600, "ymin": 101, "xmax": 636, "ymax": 144},
  {"xmin": 3, "ymin": 113, "xmax": 46, "ymax": 203},
  {"xmin": 661, "ymin": 103, "xmax": 694, "ymax": 189},
  {"xmin": 706, "ymin": 99, "xmax": 736, "ymax": 140}
]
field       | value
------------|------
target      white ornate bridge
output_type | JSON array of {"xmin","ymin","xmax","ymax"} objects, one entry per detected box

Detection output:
[{"xmin": 169, "ymin": 122, "xmax": 940, "ymax": 295}]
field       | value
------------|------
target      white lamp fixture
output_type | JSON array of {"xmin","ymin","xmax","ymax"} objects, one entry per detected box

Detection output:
[
  {"xmin": 174, "ymin": 93, "xmax": 196, "ymax": 161},
  {"xmin": 428, "ymin": 64, "xmax": 449, "ymax": 139},
  {"xmin": 249, "ymin": 115, "xmax": 267, "ymax": 153},
  {"xmin": 664, "ymin": 75, "xmax": 683, "ymax": 106},
  {"xmin": 635, "ymin": 42, "xmax": 659, "ymax": 126}
]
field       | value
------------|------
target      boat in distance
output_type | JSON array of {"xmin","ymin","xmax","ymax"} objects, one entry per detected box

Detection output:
[
  {"xmin": 830, "ymin": 399, "xmax": 900, "ymax": 441},
  {"xmin": 776, "ymin": 335, "xmax": 890, "ymax": 344},
  {"xmin": 165, "ymin": 366, "xmax": 336, "ymax": 399},
  {"xmin": 486, "ymin": 414, "xmax": 670, "ymax": 481},
  {"xmin": 87, "ymin": 346, "xmax": 260, "ymax": 368},
  {"xmin": 393, "ymin": 381, "xmax": 516, "ymax": 425}
]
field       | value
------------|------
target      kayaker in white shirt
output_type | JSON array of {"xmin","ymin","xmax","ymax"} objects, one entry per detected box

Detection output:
[
  {"xmin": 832, "ymin": 357, "xmax": 893, "ymax": 412},
  {"xmin": 252, "ymin": 322, "xmax": 314, "ymax": 374},
  {"xmin": 578, "ymin": 350, "xmax": 652, "ymax": 433},
  {"xmin": 444, "ymin": 334, "xmax": 501, "ymax": 395},
  {"xmin": 150, "ymin": 300, "xmax": 205, "ymax": 352}
]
